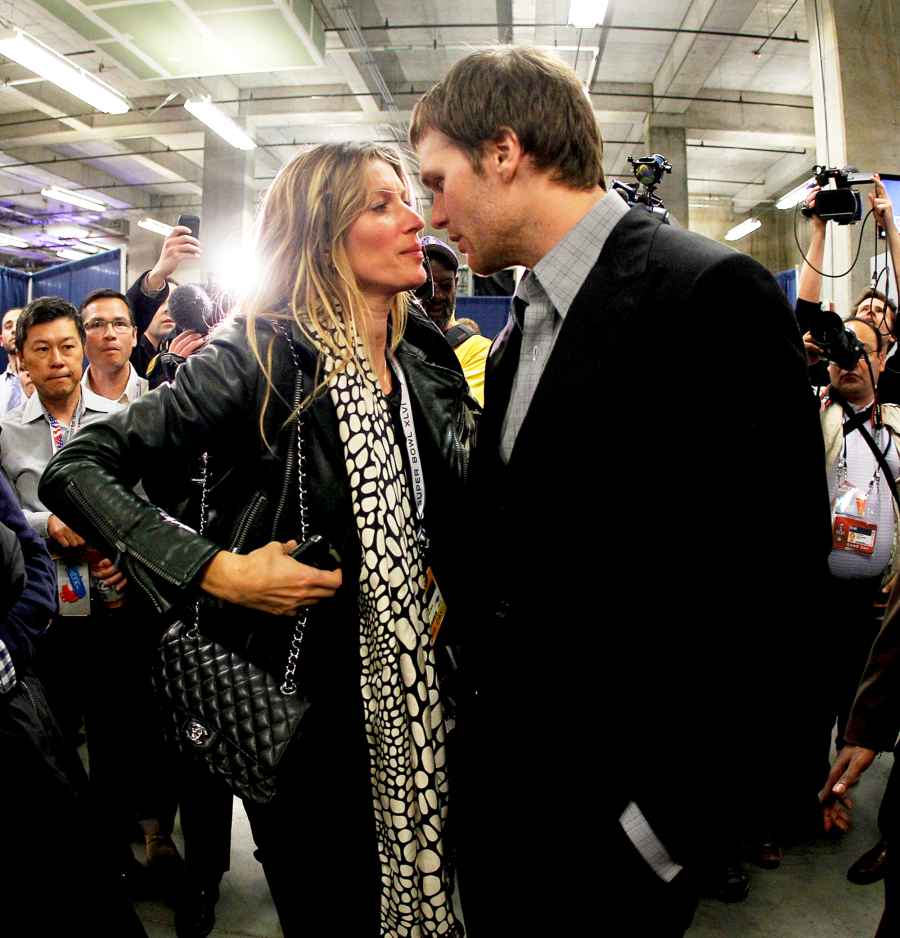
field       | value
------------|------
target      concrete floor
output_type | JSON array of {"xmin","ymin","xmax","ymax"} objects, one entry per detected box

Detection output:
[{"xmin": 136, "ymin": 753, "xmax": 892, "ymax": 937}]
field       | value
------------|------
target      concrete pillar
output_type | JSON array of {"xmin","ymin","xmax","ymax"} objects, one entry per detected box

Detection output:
[
  {"xmin": 644, "ymin": 120, "xmax": 689, "ymax": 230},
  {"xmin": 805, "ymin": 0, "xmax": 900, "ymax": 314},
  {"xmin": 199, "ymin": 125, "xmax": 255, "ymax": 288}
]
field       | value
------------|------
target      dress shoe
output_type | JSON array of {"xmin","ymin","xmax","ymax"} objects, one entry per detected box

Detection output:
[
  {"xmin": 119, "ymin": 853, "xmax": 154, "ymax": 901},
  {"xmin": 175, "ymin": 884, "xmax": 220, "ymax": 938},
  {"xmin": 145, "ymin": 833, "xmax": 185, "ymax": 902},
  {"xmin": 848, "ymin": 839, "xmax": 890, "ymax": 885},
  {"xmin": 716, "ymin": 863, "xmax": 750, "ymax": 903},
  {"xmin": 751, "ymin": 841, "xmax": 784, "ymax": 870}
]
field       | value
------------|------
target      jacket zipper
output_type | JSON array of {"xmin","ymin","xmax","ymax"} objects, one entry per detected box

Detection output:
[{"xmin": 230, "ymin": 492, "xmax": 267, "ymax": 554}]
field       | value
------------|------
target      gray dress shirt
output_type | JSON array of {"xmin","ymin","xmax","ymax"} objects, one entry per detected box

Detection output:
[
  {"xmin": 500, "ymin": 190, "xmax": 629, "ymax": 463},
  {"xmin": 0, "ymin": 386, "xmax": 123, "ymax": 537}
]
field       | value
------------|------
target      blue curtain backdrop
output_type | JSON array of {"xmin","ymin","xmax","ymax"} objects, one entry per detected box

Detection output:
[
  {"xmin": 31, "ymin": 249, "xmax": 121, "ymax": 307},
  {"xmin": 456, "ymin": 295, "xmax": 512, "ymax": 340},
  {"xmin": 774, "ymin": 267, "xmax": 798, "ymax": 310},
  {"xmin": 0, "ymin": 268, "xmax": 29, "ymax": 373}
]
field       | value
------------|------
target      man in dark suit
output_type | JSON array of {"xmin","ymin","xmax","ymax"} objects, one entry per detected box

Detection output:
[{"xmin": 412, "ymin": 47, "xmax": 832, "ymax": 936}]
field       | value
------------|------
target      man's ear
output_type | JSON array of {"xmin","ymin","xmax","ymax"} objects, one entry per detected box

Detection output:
[{"xmin": 484, "ymin": 126, "xmax": 524, "ymax": 183}]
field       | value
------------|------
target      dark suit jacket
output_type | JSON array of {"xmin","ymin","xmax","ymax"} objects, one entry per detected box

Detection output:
[
  {"xmin": 451, "ymin": 209, "xmax": 832, "ymax": 918},
  {"xmin": 845, "ymin": 585, "xmax": 900, "ymax": 752}
]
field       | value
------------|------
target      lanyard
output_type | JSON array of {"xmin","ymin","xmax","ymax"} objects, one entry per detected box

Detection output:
[
  {"xmin": 46, "ymin": 400, "xmax": 83, "ymax": 454},
  {"xmin": 389, "ymin": 355, "xmax": 425, "ymax": 528},
  {"xmin": 840, "ymin": 416, "xmax": 893, "ymax": 491}
]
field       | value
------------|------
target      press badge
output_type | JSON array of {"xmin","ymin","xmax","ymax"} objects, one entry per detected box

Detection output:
[
  {"xmin": 56, "ymin": 559, "xmax": 91, "ymax": 616},
  {"xmin": 832, "ymin": 480, "xmax": 878, "ymax": 556},
  {"xmin": 423, "ymin": 568, "xmax": 447, "ymax": 642}
]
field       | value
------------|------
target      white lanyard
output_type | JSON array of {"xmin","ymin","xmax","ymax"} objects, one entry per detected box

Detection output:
[{"xmin": 389, "ymin": 355, "xmax": 426, "ymax": 526}]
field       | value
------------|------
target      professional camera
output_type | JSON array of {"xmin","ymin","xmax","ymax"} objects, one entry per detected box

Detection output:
[
  {"xmin": 801, "ymin": 165, "xmax": 874, "ymax": 226},
  {"xmin": 808, "ymin": 304, "xmax": 866, "ymax": 371},
  {"xmin": 613, "ymin": 153, "xmax": 672, "ymax": 224}
]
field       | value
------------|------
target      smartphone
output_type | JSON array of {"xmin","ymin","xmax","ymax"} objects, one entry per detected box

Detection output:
[
  {"xmin": 289, "ymin": 535, "xmax": 341, "ymax": 570},
  {"xmin": 177, "ymin": 213, "xmax": 201, "ymax": 240}
]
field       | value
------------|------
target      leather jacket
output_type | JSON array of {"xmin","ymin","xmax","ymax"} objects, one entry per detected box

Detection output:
[{"xmin": 39, "ymin": 307, "xmax": 472, "ymax": 682}]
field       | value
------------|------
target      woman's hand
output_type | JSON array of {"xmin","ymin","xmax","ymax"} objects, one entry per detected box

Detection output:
[{"xmin": 200, "ymin": 541, "xmax": 342, "ymax": 615}]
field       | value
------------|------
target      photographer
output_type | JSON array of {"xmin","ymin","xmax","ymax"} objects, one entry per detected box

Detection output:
[
  {"xmin": 128, "ymin": 224, "xmax": 202, "ymax": 377},
  {"xmin": 817, "ymin": 316, "xmax": 900, "ymax": 776},
  {"xmin": 802, "ymin": 176, "xmax": 900, "ymax": 399}
]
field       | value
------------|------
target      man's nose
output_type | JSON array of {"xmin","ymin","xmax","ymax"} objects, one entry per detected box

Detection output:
[
  {"xmin": 49, "ymin": 347, "xmax": 65, "ymax": 366},
  {"xmin": 431, "ymin": 194, "xmax": 447, "ymax": 230}
]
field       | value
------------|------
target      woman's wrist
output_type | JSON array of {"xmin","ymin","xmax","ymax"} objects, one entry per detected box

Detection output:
[{"xmin": 200, "ymin": 550, "xmax": 244, "ymax": 603}]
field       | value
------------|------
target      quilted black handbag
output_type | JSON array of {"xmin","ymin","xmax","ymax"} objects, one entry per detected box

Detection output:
[{"xmin": 154, "ymin": 330, "xmax": 312, "ymax": 804}]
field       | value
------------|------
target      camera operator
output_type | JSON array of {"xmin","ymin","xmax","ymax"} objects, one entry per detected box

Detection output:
[
  {"xmin": 801, "ymin": 176, "xmax": 900, "ymax": 399},
  {"xmin": 817, "ymin": 317, "xmax": 900, "ymax": 778},
  {"xmin": 127, "ymin": 224, "xmax": 202, "ymax": 377}
]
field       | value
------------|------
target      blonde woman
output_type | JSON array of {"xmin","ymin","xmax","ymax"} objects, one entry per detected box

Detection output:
[{"xmin": 41, "ymin": 143, "xmax": 470, "ymax": 937}]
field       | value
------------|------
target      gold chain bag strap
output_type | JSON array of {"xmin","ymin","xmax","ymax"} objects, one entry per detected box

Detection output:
[{"xmin": 153, "ymin": 326, "xmax": 311, "ymax": 803}]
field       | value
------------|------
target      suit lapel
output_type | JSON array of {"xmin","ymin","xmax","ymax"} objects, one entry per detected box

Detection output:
[{"xmin": 505, "ymin": 210, "xmax": 660, "ymax": 471}]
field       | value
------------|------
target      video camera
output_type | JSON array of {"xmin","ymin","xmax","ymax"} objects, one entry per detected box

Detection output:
[
  {"xmin": 801, "ymin": 165, "xmax": 874, "ymax": 226},
  {"xmin": 612, "ymin": 153, "xmax": 672, "ymax": 224},
  {"xmin": 808, "ymin": 305, "xmax": 867, "ymax": 371}
]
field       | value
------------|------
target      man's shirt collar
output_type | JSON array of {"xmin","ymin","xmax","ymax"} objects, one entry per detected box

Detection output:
[
  {"xmin": 23, "ymin": 382, "xmax": 122, "ymax": 424},
  {"xmin": 514, "ymin": 189, "xmax": 629, "ymax": 322}
]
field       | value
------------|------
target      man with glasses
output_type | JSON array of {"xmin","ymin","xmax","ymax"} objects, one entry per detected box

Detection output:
[{"xmin": 79, "ymin": 289, "xmax": 148, "ymax": 404}]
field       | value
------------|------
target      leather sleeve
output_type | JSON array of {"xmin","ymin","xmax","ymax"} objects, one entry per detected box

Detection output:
[{"xmin": 39, "ymin": 316, "xmax": 271, "ymax": 615}]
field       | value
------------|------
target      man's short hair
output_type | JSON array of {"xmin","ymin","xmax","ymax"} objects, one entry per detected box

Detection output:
[
  {"xmin": 79, "ymin": 288, "xmax": 134, "ymax": 325},
  {"xmin": 16, "ymin": 296, "xmax": 86, "ymax": 351},
  {"xmin": 410, "ymin": 46, "xmax": 605, "ymax": 190}
]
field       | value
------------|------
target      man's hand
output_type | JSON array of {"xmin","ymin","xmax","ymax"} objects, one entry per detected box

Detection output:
[
  {"xmin": 200, "ymin": 541, "xmax": 342, "ymax": 616},
  {"xmin": 145, "ymin": 226, "xmax": 201, "ymax": 292},
  {"xmin": 48, "ymin": 514, "xmax": 85, "ymax": 548},
  {"xmin": 803, "ymin": 187, "xmax": 827, "ymax": 239},
  {"xmin": 90, "ymin": 556, "xmax": 128, "ymax": 593},
  {"xmin": 869, "ymin": 174, "xmax": 897, "ymax": 234},
  {"xmin": 819, "ymin": 745, "xmax": 877, "ymax": 832},
  {"xmin": 803, "ymin": 330, "xmax": 825, "ymax": 366},
  {"xmin": 168, "ymin": 330, "xmax": 206, "ymax": 359}
]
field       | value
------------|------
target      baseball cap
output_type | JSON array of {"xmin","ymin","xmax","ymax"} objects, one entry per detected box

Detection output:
[{"xmin": 420, "ymin": 235, "xmax": 459, "ymax": 272}]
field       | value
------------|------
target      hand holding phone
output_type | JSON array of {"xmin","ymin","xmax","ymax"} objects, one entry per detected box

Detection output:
[{"xmin": 289, "ymin": 535, "xmax": 341, "ymax": 571}]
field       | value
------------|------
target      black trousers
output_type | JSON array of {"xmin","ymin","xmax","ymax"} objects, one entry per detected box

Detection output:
[{"xmin": 0, "ymin": 671, "xmax": 146, "ymax": 936}]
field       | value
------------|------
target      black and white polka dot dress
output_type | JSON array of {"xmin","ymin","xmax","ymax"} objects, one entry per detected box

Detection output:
[{"xmin": 324, "ymin": 341, "xmax": 460, "ymax": 937}]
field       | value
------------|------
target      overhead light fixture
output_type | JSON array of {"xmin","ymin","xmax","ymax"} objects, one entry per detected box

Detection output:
[
  {"xmin": 568, "ymin": 0, "xmax": 609, "ymax": 28},
  {"xmin": 725, "ymin": 217, "xmax": 762, "ymax": 241},
  {"xmin": 0, "ymin": 27, "xmax": 129, "ymax": 114},
  {"xmin": 56, "ymin": 248, "xmax": 91, "ymax": 261},
  {"xmin": 41, "ymin": 186, "xmax": 106, "ymax": 212},
  {"xmin": 75, "ymin": 240, "xmax": 100, "ymax": 254},
  {"xmin": 184, "ymin": 96, "xmax": 257, "ymax": 151},
  {"xmin": 137, "ymin": 217, "xmax": 175, "ymax": 237},
  {"xmin": 776, "ymin": 177, "xmax": 816, "ymax": 210},
  {"xmin": 47, "ymin": 224, "xmax": 91, "ymax": 239},
  {"xmin": 0, "ymin": 231, "xmax": 30, "ymax": 249}
]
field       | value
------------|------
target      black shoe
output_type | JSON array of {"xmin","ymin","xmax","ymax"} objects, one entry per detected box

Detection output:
[
  {"xmin": 119, "ymin": 854, "xmax": 154, "ymax": 901},
  {"xmin": 175, "ymin": 884, "xmax": 220, "ymax": 938},
  {"xmin": 717, "ymin": 863, "xmax": 750, "ymax": 903},
  {"xmin": 848, "ymin": 839, "xmax": 889, "ymax": 886}
]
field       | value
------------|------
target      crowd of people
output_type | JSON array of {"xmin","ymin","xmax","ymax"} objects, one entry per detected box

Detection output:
[{"xmin": 1, "ymin": 45, "xmax": 900, "ymax": 938}]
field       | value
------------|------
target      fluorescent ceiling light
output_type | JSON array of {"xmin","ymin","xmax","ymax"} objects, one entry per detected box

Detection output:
[
  {"xmin": 0, "ymin": 231, "xmax": 30, "ymax": 249},
  {"xmin": 56, "ymin": 248, "xmax": 91, "ymax": 261},
  {"xmin": 0, "ymin": 27, "xmax": 129, "ymax": 114},
  {"xmin": 138, "ymin": 217, "xmax": 175, "ymax": 237},
  {"xmin": 725, "ymin": 217, "xmax": 762, "ymax": 241},
  {"xmin": 41, "ymin": 186, "xmax": 106, "ymax": 212},
  {"xmin": 185, "ymin": 97, "xmax": 257, "ymax": 151},
  {"xmin": 776, "ymin": 177, "xmax": 816, "ymax": 210},
  {"xmin": 568, "ymin": 0, "xmax": 609, "ymax": 28},
  {"xmin": 47, "ymin": 224, "xmax": 91, "ymax": 238},
  {"xmin": 76, "ymin": 241, "xmax": 100, "ymax": 254}
]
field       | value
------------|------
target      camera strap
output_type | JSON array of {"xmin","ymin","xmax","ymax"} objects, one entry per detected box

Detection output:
[{"xmin": 838, "ymin": 398, "xmax": 900, "ymax": 511}]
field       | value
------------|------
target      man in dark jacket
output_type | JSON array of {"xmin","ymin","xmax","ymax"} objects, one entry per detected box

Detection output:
[
  {"xmin": 412, "ymin": 46, "xmax": 831, "ymax": 936},
  {"xmin": 0, "ymin": 470, "xmax": 147, "ymax": 935}
]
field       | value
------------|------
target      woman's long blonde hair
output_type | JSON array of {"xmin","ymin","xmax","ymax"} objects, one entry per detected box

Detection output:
[{"xmin": 243, "ymin": 143, "xmax": 413, "ymax": 433}]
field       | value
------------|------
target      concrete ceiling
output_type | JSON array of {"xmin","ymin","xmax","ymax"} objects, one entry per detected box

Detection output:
[{"xmin": 0, "ymin": 0, "xmax": 818, "ymax": 266}]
